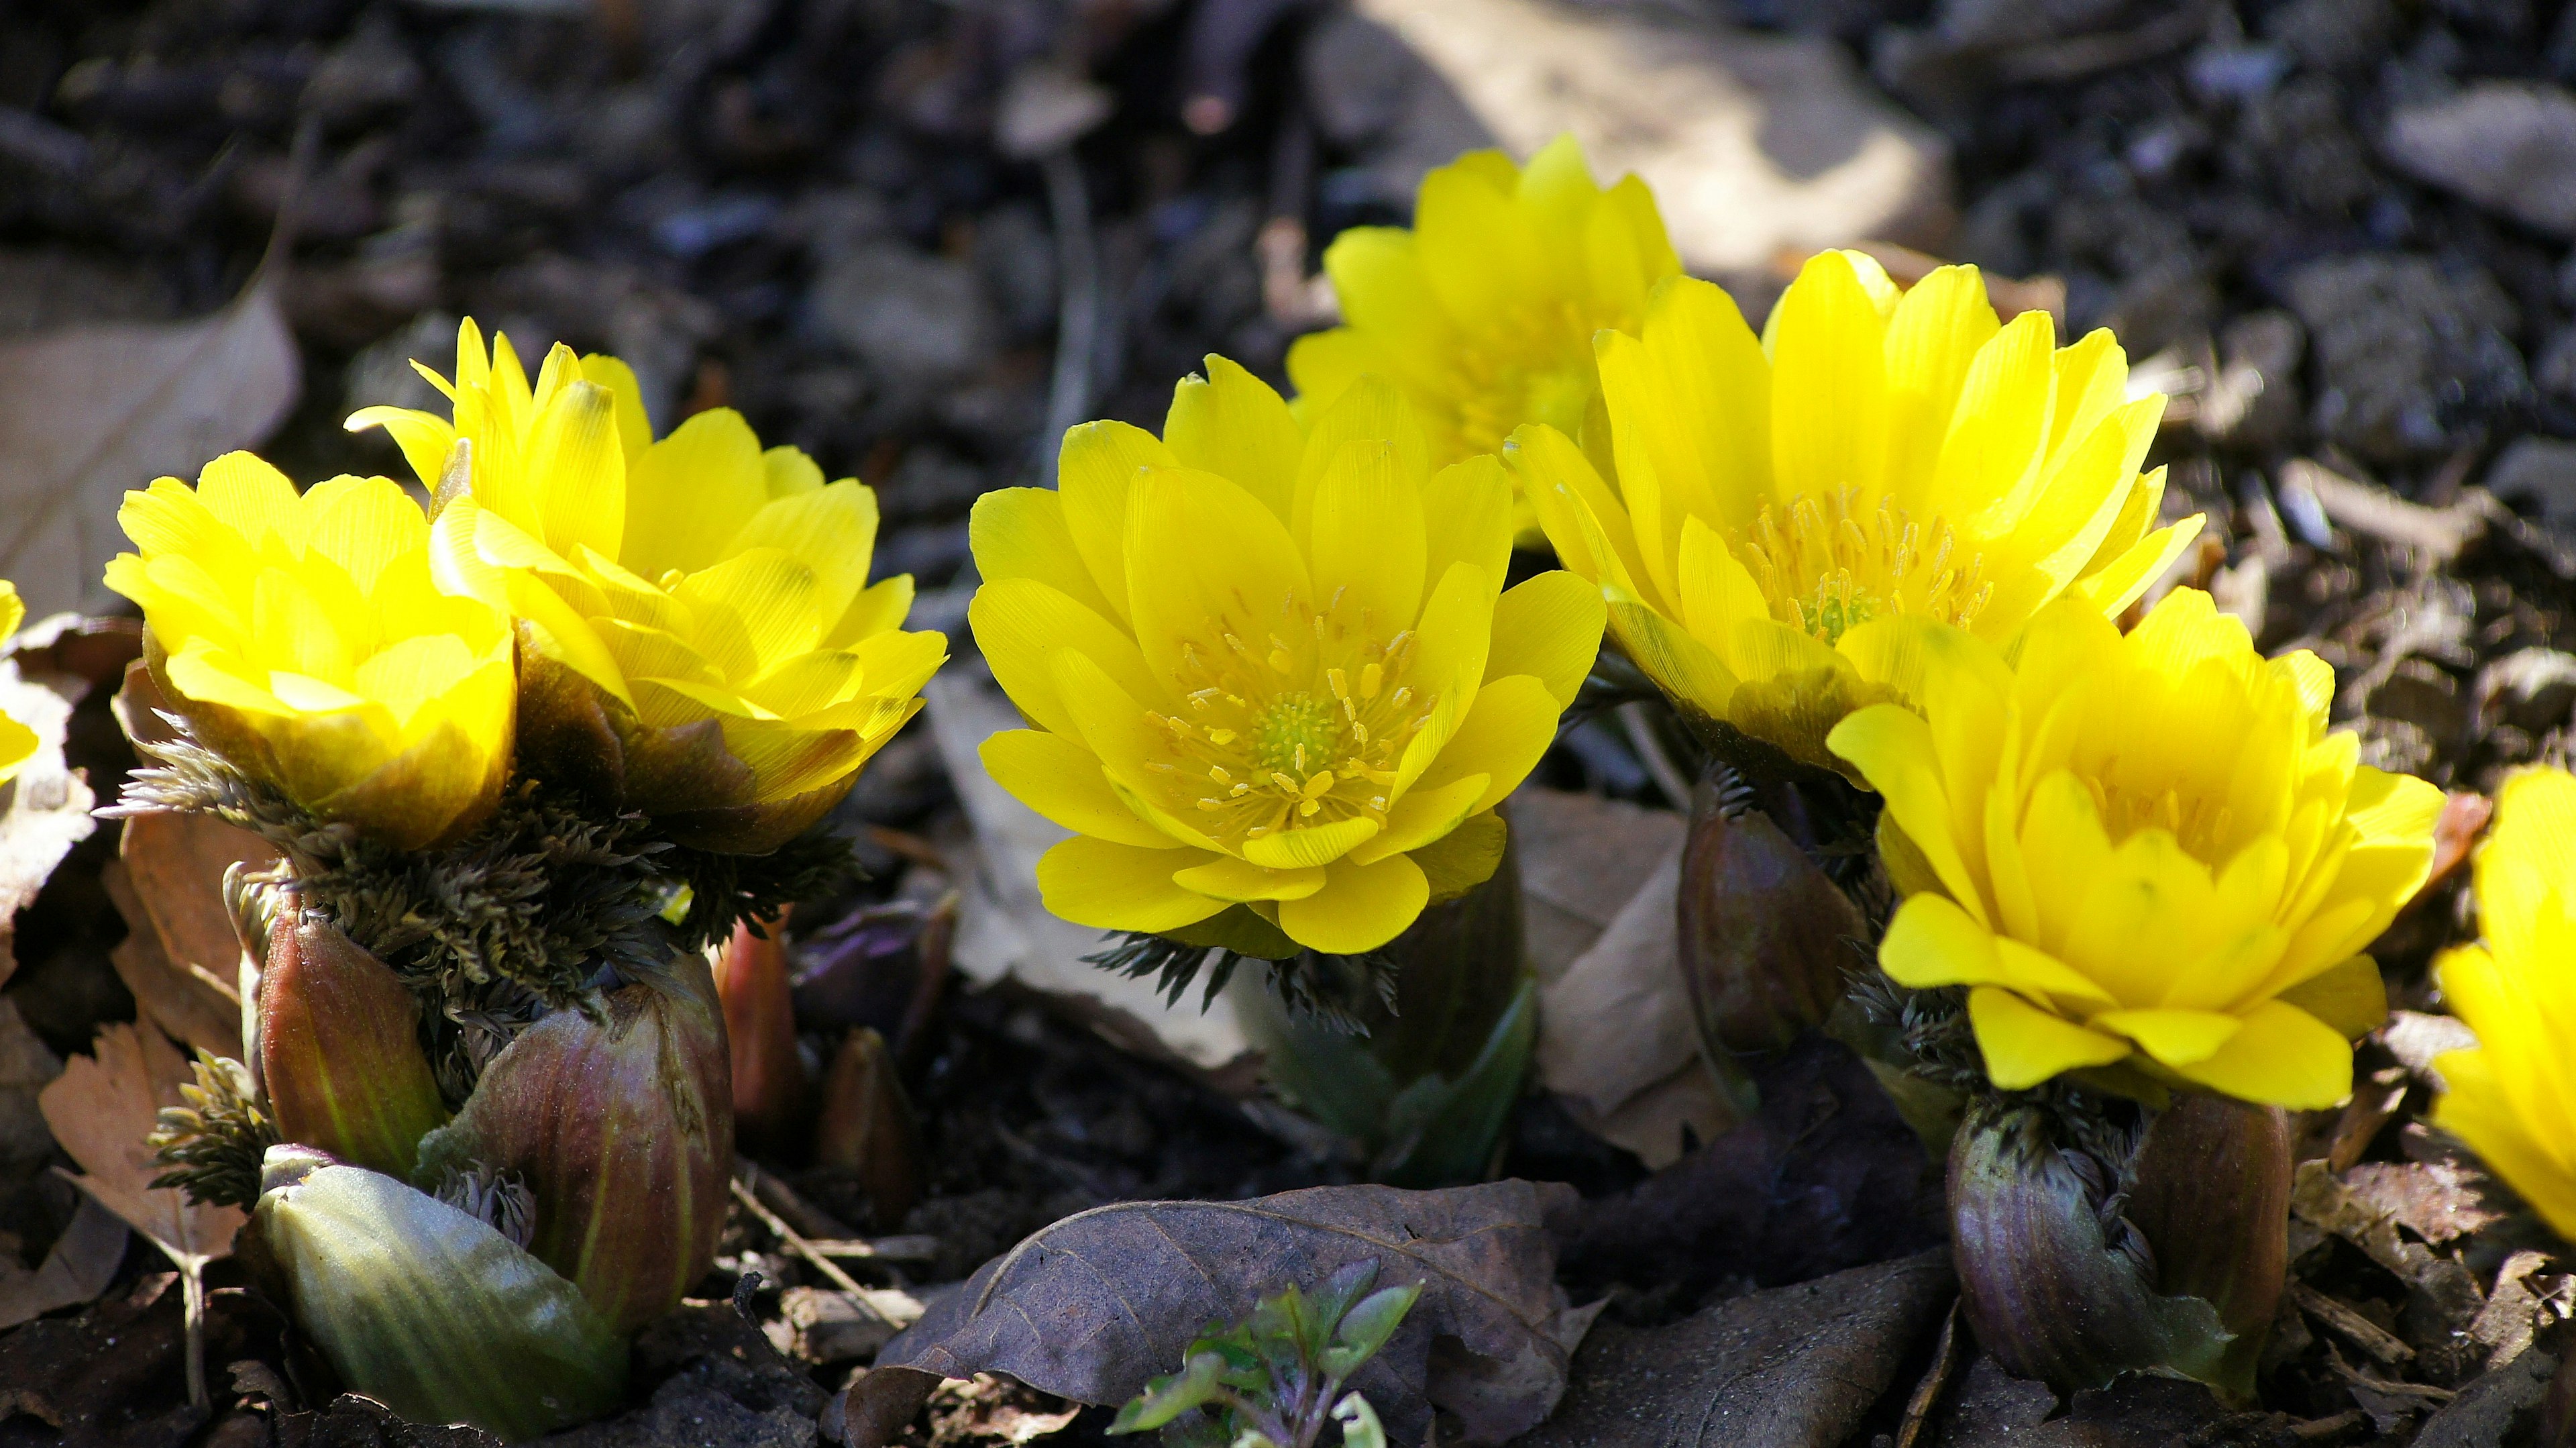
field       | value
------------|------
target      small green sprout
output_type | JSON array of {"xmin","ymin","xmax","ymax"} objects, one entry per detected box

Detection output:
[{"xmin": 1109, "ymin": 1260, "xmax": 1421, "ymax": 1448}]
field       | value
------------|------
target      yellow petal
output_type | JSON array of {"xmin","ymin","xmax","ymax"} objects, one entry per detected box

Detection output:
[
  {"xmin": 1349, "ymin": 773, "xmax": 1487, "ymax": 867},
  {"xmin": 1036, "ymin": 836, "xmax": 1228, "ymax": 933},
  {"xmin": 624, "ymin": 408, "xmax": 771, "ymax": 580},
  {"xmin": 2167, "ymin": 1000, "xmax": 2352, "ymax": 1109},
  {"xmin": 1966, "ymin": 985, "xmax": 2131, "ymax": 1090},
  {"xmin": 1410, "ymin": 673, "xmax": 1560, "ymax": 815},
  {"xmin": 1242, "ymin": 815, "xmax": 1380, "ymax": 870},
  {"xmin": 968, "ymin": 579, "xmax": 1159, "ymax": 741},
  {"xmin": 1165, "ymin": 355, "xmax": 1302, "ymax": 519},
  {"xmin": 1768, "ymin": 252, "xmax": 1886, "ymax": 510},
  {"xmin": 1485, "ymin": 572, "xmax": 1607, "ymax": 708},
  {"xmin": 980, "ymin": 728, "xmax": 1173, "ymax": 849},
  {"xmin": 1275, "ymin": 851, "xmax": 1430, "ymax": 954},
  {"xmin": 1305, "ymin": 437, "xmax": 1426, "ymax": 634},
  {"xmin": 520, "ymin": 379, "xmax": 627, "ymax": 561},
  {"xmin": 2090, "ymin": 1007, "xmax": 2243, "ymax": 1066},
  {"xmin": 1124, "ymin": 466, "xmax": 1313, "ymax": 690},
  {"xmin": 1172, "ymin": 855, "xmax": 1326, "ymax": 902},
  {"xmin": 971, "ymin": 486, "xmax": 1121, "ymax": 621},
  {"xmin": 1057, "ymin": 419, "xmax": 1178, "ymax": 623}
]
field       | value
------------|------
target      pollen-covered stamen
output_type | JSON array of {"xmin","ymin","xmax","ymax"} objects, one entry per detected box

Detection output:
[
  {"xmin": 1449, "ymin": 298, "xmax": 1621, "ymax": 455},
  {"xmin": 1147, "ymin": 587, "xmax": 1444, "ymax": 848},
  {"xmin": 2085, "ymin": 770, "xmax": 2245, "ymax": 867},
  {"xmin": 1735, "ymin": 489, "xmax": 1994, "ymax": 647}
]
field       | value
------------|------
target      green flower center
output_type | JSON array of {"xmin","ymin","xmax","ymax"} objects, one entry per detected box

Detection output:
[{"xmin": 1250, "ymin": 693, "xmax": 1339, "ymax": 777}]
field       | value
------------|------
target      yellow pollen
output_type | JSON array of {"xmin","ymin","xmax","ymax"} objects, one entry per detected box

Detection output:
[{"xmin": 1736, "ymin": 488, "xmax": 1993, "ymax": 647}]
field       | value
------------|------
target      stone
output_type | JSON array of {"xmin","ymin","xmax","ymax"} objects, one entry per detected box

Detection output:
[
  {"xmin": 1344, "ymin": 0, "xmax": 1954, "ymax": 273},
  {"xmin": 2282, "ymin": 254, "xmax": 2528, "ymax": 464},
  {"xmin": 806, "ymin": 242, "xmax": 997, "ymax": 390},
  {"xmin": 2385, "ymin": 82, "xmax": 2576, "ymax": 238},
  {"xmin": 2486, "ymin": 436, "xmax": 2576, "ymax": 531},
  {"xmin": 2479, "ymin": 648, "xmax": 2576, "ymax": 734}
]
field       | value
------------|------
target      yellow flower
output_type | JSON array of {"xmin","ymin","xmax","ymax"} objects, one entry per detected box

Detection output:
[
  {"xmin": 969, "ymin": 357, "xmax": 1607, "ymax": 955},
  {"xmin": 1828, "ymin": 589, "xmax": 2445, "ymax": 1109},
  {"xmin": 350, "ymin": 321, "xmax": 947, "ymax": 854},
  {"xmin": 1287, "ymin": 135, "xmax": 1681, "ymax": 532},
  {"xmin": 2430, "ymin": 768, "xmax": 2576, "ymax": 1241},
  {"xmin": 0, "ymin": 582, "xmax": 38, "ymax": 784},
  {"xmin": 1507, "ymin": 249, "xmax": 2204, "ymax": 775},
  {"xmin": 104, "ymin": 456, "xmax": 515, "ymax": 851}
]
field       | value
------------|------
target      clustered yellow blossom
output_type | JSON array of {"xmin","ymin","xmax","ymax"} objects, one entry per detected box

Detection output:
[
  {"xmin": 350, "ymin": 322, "xmax": 947, "ymax": 852},
  {"xmin": 2432, "ymin": 768, "xmax": 2576, "ymax": 1240},
  {"xmin": 1510, "ymin": 250, "xmax": 2202, "ymax": 774},
  {"xmin": 105, "ymin": 457, "xmax": 516, "ymax": 850},
  {"xmin": 1830, "ymin": 589, "xmax": 2444, "ymax": 1108},
  {"xmin": 970, "ymin": 357, "xmax": 1605, "ymax": 955},
  {"xmin": 0, "ymin": 582, "xmax": 38, "ymax": 784},
  {"xmin": 1289, "ymin": 135, "xmax": 1680, "ymax": 533}
]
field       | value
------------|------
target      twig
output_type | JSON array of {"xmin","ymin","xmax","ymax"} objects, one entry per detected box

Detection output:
[
  {"xmin": 1618, "ymin": 701, "xmax": 1694, "ymax": 811},
  {"xmin": 798, "ymin": 1235, "xmax": 943, "ymax": 1263},
  {"xmin": 728, "ymin": 1174, "xmax": 888, "ymax": 1318},
  {"xmin": 1894, "ymin": 1301, "xmax": 1964, "ymax": 1448},
  {"xmin": 2282, "ymin": 458, "xmax": 2495, "ymax": 563},
  {"xmin": 1036, "ymin": 148, "xmax": 1098, "ymax": 484},
  {"xmin": 2291, "ymin": 1282, "xmax": 2416, "ymax": 1365}
]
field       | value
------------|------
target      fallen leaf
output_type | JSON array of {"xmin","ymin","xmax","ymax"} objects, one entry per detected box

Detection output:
[
  {"xmin": 0, "ymin": 282, "xmax": 299, "ymax": 620},
  {"xmin": 1513, "ymin": 1250, "xmax": 1951, "ymax": 1448},
  {"xmin": 2340, "ymin": 1159, "xmax": 2504, "ymax": 1247},
  {"xmin": 103, "ymin": 807, "xmax": 273, "ymax": 1054},
  {"xmin": 1532, "ymin": 839, "xmax": 1734, "ymax": 1168},
  {"xmin": 0, "ymin": 650, "xmax": 96, "ymax": 990},
  {"xmin": 875, "ymin": 1178, "xmax": 1595, "ymax": 1445},
  {"xmin": 2289, "ymin": 1161, "xmax": 2484, "ymax": 1345},
  {"xmin": 924, "ymin": 673, "xmax": 1256, "ymax": 1084},
  {"xmin": 1505, "ymin": 788, "xmax": 1684, "ymax": 981},
  {"xmin": 0, "ymin": 996, "xmax": 63, "ymax": 1179},
  {"xmin": 1554, "ymin": 1035, "xmax": 1942, "ymax": 1299},
  {"xmin": 0, "ymin": 1194, "xmax": 129, "ymax": 1331},
  {"xmin": 37, "ymin": 1021, "xmax": 245, "ymax": 1268}
]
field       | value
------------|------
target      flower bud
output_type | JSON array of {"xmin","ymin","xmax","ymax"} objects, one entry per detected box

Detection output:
[
  {"xmin": 418, "ymin": 947, "xmax": 733, "ymax": 1333},
  {"xmin": 1676, "ymin": 784, "xmax": 1862, "ymax": 1057},
  {"xmin": 713, "ymin": 915, "xmax": 810, "ymax": 1157},
  {"xmin": 812, "ymin": 1027, "xmax": 921, "ymax": 1227},
  {"xmin": 258, "ymin": 900, "xmax": 449, "ymax": 1179},
  {"xmin": 1947, "ymin": 1098, "xmax": 2243, "ymax": 1398},
  {"xmin": 2121, "ymin": 1094, "xmax": 2290, "ymax": 1392},
  {"xmin": 250, "ymin": 1147, "xmax": 627, "ymax": 1440}
]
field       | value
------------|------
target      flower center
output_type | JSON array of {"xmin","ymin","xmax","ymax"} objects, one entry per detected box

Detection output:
[
  {"xmin": 1735, "ymin": 490, "xmax": 1994, "ymax": 647},
  {"xmin": 1448, "ymin": 300, "xmax": 1614, "ymax": 458},
  {"xmin": 1139, "ymin": 590, "xmax": 1443, "ymax": 849}
]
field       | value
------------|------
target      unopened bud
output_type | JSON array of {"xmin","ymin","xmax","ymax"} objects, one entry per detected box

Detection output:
[
  {"xmin": 251, "ymin": 1148, "xmax": 627, "ymax": 1441},
  {"xmin": 418, "ymin": 945, "xmax": 733, "ymax": 1333},
  {"xmin": 1947, "ymin": 1097, "xmax": 2275, "ymax": 1399},
  {"xmin": 258, "ymin": 900, "xmax": 449, "ymax": 1178},
  {"xmin": 1676, "ymin": 790, "xmax": 1862, "ymax": 1057},
  {"xmin": 714, "ymin": 915, "xmax": 810, "ymax": 1157}
]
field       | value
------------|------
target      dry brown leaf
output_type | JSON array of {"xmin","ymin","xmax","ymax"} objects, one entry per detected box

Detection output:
[
  {"xmin": 111, "ymin": 806, "xmax": 273, "ymax": 1047},
  {"xmin": 101, "ymin": 858, "xmax": 246, "ymax": 1057},
  {"xmin": 36, "ymin": 1022, "xmax": 244, "ymax": 1269},
  {"xmin": 0, "ymin": 654, "xmax": 96, "ymax": 990},
  {"xmin": 0, "ymin": 282, "xmax": 299, "ymax": 619},
  {"xmin": 0, "ymin": 1194, "xmax": 130, "ymax": 1331},
  {"xmin": 878, "ymin": 1179, "xmax": 1594, "ymax": 1445}
]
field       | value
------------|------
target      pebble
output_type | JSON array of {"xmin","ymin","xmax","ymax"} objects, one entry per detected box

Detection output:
[
  {"xmin": 2383, "ymin": 81, "xmax": 2576, "ymax": 239},
  {"xmin": 806, "ymin": 242, "xmax": 997, "ymax": 391}
]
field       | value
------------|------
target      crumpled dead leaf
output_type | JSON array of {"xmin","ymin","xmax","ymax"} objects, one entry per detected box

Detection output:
[
  {"xmin": 37, "ymin": 1021, "xmax": 244, "ymax": 1268},
  {"xmin": 0, "ymin": 1195, "xmax": 129, "ymax": 1331},
  {"xmin": 103, "ymin": 808, "xmax": 270, "ymax": 1056},
  {"xmin": 1529, "ymin": 829, "xmax": 1733, "ymax": 1168},
  {"xmin": 0, "ymin": 642, "xmax": 97, "ymax": 990},
  {"xmin": 924, "ymin": 672, "xmax": 1255, "ymax": 1080},
  {"xmin": 1515, "ymin": 1250, "xmax": 1951, "ymax": 1448},
  {"xmin": 0, "ymin": 282, "xmax": 299, "ymax": 619},
  {"xmin": 873, "ymin": 1178, "xmax": 1597, "ymax": 1445}
]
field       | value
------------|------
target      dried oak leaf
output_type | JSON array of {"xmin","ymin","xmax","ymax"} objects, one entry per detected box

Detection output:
[
  {"xmin": 0, "ymin": 282, "xmax": 298, "ymax": 619},
  {"xmin": 0, "ymin": 650, "xmax": 96, "ymax": 990},
  {"xmin": 872, "ymin": 1179, "xmax": 1595, "ymax": 1445},
  {"xmin": 36, "ymin": 1021, "xmax": 244, "ymax": 1269},
  {"xmin": 0, "ymin": 1194, "xmax": 129, "ymax": 1332}
]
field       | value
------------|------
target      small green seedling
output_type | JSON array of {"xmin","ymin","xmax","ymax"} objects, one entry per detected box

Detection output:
[{"xmin": 1108, "ymin": 1259, "xmax": 1421, "ymax": 1448}]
